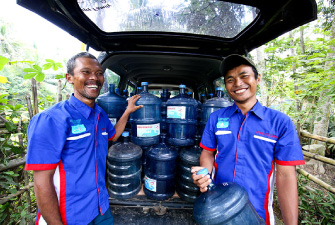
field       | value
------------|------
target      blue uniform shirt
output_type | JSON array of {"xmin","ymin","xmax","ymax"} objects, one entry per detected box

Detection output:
[
  {"xmin": 25, "ymin": 95, "xmax": 115, "ymax": 225},
  {"xmin": 200, "ymin": 101, "xmax": 305, "ymax": 225}
]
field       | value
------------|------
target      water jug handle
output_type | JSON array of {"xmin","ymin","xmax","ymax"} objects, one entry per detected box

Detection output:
[{"xmin": 196, "ymin": 168, "xmax": 215, "ymax": 190}]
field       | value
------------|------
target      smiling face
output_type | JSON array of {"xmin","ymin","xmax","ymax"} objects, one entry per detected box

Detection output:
[
  {"xmin": 66, "ymin": 57, "xmax": 104, "ymax": 108},
  {"xmin": 224, "ymin": 64, "xmax": 261, "ymax": 109}
]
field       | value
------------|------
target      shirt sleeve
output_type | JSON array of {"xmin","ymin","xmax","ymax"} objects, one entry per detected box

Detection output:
[
  {"xmin": 25, "ymin": 113, "xmax": 67, "ymax": 170},
  {"xmin": 200, "ymin": 113, "xmax": 217, "ymax": 151},
  {"xmin": 274, "ymin": 118, "xmax": 305, "ymax": 166}
]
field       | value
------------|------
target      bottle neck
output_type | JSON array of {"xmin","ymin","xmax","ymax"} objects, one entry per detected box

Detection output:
[
  {"xmin": 161, "ymin": 90, "xmax": 170, "ymax": 101},
  {"xmin": 200, "ymin": 95, "xmax": 206, "ymax": 103},
  {"xmin": 109, "ymin": 84, "xmax": 115, "ymax": 94},
  {"xmin": 217, "ymin": 90, "xmax": 223, "ymax": 98},
  {"xmin": 123, "ymin": 136, "xmax": 129, "ymax": 143},
  {"xmin": 179, "ymin": 88, "xmax": 185, "ymax": 95},
  {"xmin": 142, "ymin": 85, "xmax": 148, "ymax": 92}
]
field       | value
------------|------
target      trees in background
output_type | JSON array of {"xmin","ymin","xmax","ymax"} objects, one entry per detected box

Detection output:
[{"xmin": 253, "ymin": 0, "xmax": 335, "ymax": 149}]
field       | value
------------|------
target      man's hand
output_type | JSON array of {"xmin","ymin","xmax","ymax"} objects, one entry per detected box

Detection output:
[
  {"xmin": 191, "ymin": 166, "xmax": 212, "ymax": 192},
  {"xmin": 125, "ymin": 94, "xmax": 143, "ymax": 114},
  {"xmin": 112, "ymin": 94, "xmax": 143, "ymax": 142}
]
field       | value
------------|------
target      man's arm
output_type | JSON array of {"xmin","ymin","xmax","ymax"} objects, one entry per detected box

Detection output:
[
  {"xmin": 111, "ymin": 95, "xmax": 143, "ymax": 142},
  {"xmin": 276, "ymin": 164, "xmax": 299, "ymax": 225},
  {"xmin": 34, "ymin": 170, "xmax": 63, "ymax": 225},
  {"xmin": 191, "ymin": 149, "xmax": 215, "ymax": 192}
]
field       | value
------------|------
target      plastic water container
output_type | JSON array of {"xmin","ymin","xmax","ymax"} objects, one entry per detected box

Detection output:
[
  {"xmin": 107, "ymin": 132, "xmax": 142, "ymax": 199},
  {"xmin": 115, "ymin": 88, "xmax": 121, "ymax": 96},
  {"xmin": 166, "ymin": 84, "xmax": 198, "ymax": 146},
  {"xmin": 200, "ymin": 87, "xmax": 233, "ymax": 135},
  {"xmin": 130, "ymin": 82, "xmax": 162, "ymax": 146},
  {"xmin": 176, "ymin": 135, "xmax": 202, "ymax": 203},
  {"xmin": 193, "ymin": 168, "xmax": 265, "ymax": 225},
  {"xmin": 96, "ymin": 84, "xmax": 127, "ymax": 126},
  {"xmin": 160, "ymin": 89, "xmax": 170, "ymax": 133},
  {"xmin": 136, "ymin": 87, "xmax": 142, "ymax": 94},
  {"xmin": 144, "ymin": 134, "xmax": 178, "ymax": 200},
  {"xmin": 200, "ymin": 94, "xmax": 207, "ymax": 103},
  {"xmin": 122, "ymin": 89, "xmax": 128, "ymax": 98}
]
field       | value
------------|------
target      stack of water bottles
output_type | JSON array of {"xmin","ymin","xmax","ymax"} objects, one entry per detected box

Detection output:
[{"xmin": 98, "ymin": 82, "xmax": 235, "ymax": 203}]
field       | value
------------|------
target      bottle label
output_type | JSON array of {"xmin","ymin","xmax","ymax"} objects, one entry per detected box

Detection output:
[
  {"xmin": 167, "ymin": 106, "xmax": 186, "ymax": 119},
  {"xmin": 109, "ymin": 118, "xmax": 117, "ymax": 126},
  {"xmin": 144, "ymin": 175, "xmax": 157, "ymax": 192},
  {"xmin": 137, "ymin": 123, "xmax": 160, "ymax": 137}
]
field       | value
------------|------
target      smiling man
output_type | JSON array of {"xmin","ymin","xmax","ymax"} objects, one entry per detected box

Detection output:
[
  {"xmin": 192, "ymin": 54, "xmax": 305, "ymax": 225},
  {"xmin": 25, "ymin": 52, "xmax": 143, "ymax": 225}
]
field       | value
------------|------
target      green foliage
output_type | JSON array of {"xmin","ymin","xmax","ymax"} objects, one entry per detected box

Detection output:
[
  {"xmin": 298, "ymin": 174, "xmax": 335, "ymax": 224},
  {"xmin": 0, "ymin": 53, "xmax": 67, "ymax": 224},
  {"xmin": 23, "ymin": 59, "xmax": 63, "ymax": 82},
  {"xmin": 0, "ymin": 56, "xmax": 9, "ymax": 71}
]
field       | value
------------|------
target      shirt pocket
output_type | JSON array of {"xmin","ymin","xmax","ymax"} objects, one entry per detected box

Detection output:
[
  {"xmin": 253, "ymin": 135, "xmax": 277, "ymax": 144},
  {"xmin": 65, "ymin": 132, "xmax": 92, "ymax": 152}
]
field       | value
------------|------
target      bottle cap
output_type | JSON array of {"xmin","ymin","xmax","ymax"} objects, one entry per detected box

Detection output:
[
  {"xmin": 216, "ymin": 87, "xmax": 224, "ymax": 91},
  {"xmin": 179, "ymin": 84, "xmax": 186, "ymax": 88},
  {"xmin": 122, "ymin": 131, "xmax": 129, "ymax": 137},
  {"xmin": 141, "ymin": 82, "xmax": 148, "ymax": 86}
]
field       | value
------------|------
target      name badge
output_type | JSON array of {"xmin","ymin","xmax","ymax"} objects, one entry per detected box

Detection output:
[
  {"xmin": 217, "ymin": 117, "xmax": 229, "ymax": 128},
  {"xmin": 72, "ymin": 124, "xmax": 86, "ymax": 134}
]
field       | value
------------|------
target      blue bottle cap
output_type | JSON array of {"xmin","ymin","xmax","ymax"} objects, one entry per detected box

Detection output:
[
  {"xmin": 197, "ymin": 168, "xmax": 209, "ymax": 175},
  {"xmin": 141, "ymin": 82, "xmax": 148, "ymax": 86},
  {"xmin": 209, "ymin": 93, "xmax": 214, "ymax": 96},
  {"xmin": 122, "ymin": 131, "xmax": 129, "ymax": 137},
  {"xmin": 216, "ymin": 87, "xmax": 224, "ymax": 91},
  {"xmin": 187, "ymin": 92, "xmax": 192, "ymax": 95},
  {"xmin": 201, "ymin": 94, "xmax": 205, "ymax": 96},
  {"xmin": 179, "ymin": 84, "xmax": 186, "ymax": 88}
]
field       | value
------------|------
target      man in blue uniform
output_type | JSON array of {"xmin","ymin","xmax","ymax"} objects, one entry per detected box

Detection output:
[
  {"xmin": 25, "ymin": 52, "xmax": 143, "ymax": 224},
  {"xmin": 192, "ymin": 54, "xmax": 305, "ymax": 225}
]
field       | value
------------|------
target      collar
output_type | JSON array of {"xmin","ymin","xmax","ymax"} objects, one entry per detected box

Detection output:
[
  {"xmin": 68, "ymin": 94, "xmax": 101, "ymax": 119},
  {"xmin": 227, "ymin": 100, "xmax": 264, "ymax": 120},
  {"xmin": 250, "ymin": 100, "xmax": 264, "ymax": 120}
]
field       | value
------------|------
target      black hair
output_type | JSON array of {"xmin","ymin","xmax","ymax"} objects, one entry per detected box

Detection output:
[{"xmin": 66, "ymin": 52, "xmax": 98, "ymax": 75}]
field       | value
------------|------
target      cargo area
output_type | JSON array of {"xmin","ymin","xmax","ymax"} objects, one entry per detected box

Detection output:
[{"xmin": 109, "ymin": 186, "xmax": 197, "ymax": 225}]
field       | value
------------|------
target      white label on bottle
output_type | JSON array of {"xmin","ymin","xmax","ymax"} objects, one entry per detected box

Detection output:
[
  {"xmin": 144, "ymin": 175, "xmax": 157, "ymax": 192},
  {"xmin": 167, "ymin": 106, "xmax": 186, "ymax": 119},
  {"xmin": 109, "ymin": 118, "xmax": 117, "ymax": 126},
  {"xmin": 137, "ymin": 123, "xmax": 160, "ymax": 137}
]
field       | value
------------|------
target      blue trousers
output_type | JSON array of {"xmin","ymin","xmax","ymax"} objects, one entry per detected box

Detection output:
[{"xmin": 88, "ymin": 208, "xmax": 114, "ymax": 225}]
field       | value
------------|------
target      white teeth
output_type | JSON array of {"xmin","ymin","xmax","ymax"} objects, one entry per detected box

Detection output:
[
  {"xmin": 235, "ymin": 89, "xmax": 246, "ymax": 94},
  {"xmin": 87, "ymin": 85, "xmax": 98, "ymax": 89}
]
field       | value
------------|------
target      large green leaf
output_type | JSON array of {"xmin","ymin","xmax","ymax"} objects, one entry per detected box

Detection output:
[
  {"xmin": 0, "ymin": 56, "xmax": 9, "ymax": 71},
  {"xmin": 55, "ymin": 74, "xmax": 65, "ymax": 79},
  {"xmin": 43, "ymin": 63, "xmax": 53, "ymax": 70},
  {"xmin": 23, "ymin": 73, "xmax": 36, "ymax": 79},
  {"xmin": 35, "ymin": 72, "xmax": 45, "ymax": 82},
  {"xmin": 33, "ymin": 64, "xmax": 42, "ymax": 72},
  {"xmin": 23, "ymin": 68, "xmax": 37, "ymax": 72}
]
